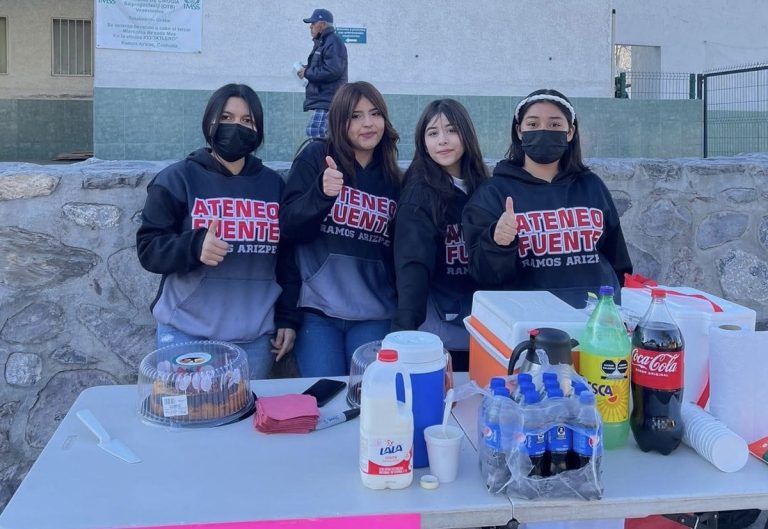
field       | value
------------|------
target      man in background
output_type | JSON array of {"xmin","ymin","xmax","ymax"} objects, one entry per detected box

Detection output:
[{"xmin": 297, "ymin": 8, "xmax": 348, "ymax": 139}]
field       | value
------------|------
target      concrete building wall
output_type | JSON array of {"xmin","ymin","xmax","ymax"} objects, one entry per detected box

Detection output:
[
  {"xmin": 94, "ymin": 0, "xmax": 613, "ymax": 97},
  {"xmin": 93, "ymin": 0, "xmax": 709, "ymax": 161},
  {"xmin": 93, "ymin": 86, "xmax": 704, "ymax": 162},
  {"xmin": 0, "ymin": 0, "xmax": 93, "ymax": 161},
  {"xmin": 612, "ymin": 0, "xmax": 768, "ymax": 72},
  {"xmin": 0, "ymin": 0, "xmax": 93, "ymax": 99}
]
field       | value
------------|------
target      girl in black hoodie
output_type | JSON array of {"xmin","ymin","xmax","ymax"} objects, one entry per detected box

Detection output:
[
  {"xmin": 137, "ymin": 84, "xmax": 301, "ymax": 379},
  {"xmin": 280, "ymin": 82, "xmax": 402, "ymax": 376},
  {"xmin": 462, "ymin": 89, "xmax": 632, "ymax": 308},
  {"xmin": 392, "ymin": 99, "xmax": 488, "ymax": 369}
]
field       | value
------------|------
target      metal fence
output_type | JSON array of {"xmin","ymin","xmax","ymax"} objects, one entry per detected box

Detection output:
[
  {"xmin": 702, "ymin": 63, "xmax": 768, "ymax": 157},
  {"xmin": 614, "ymin": 72, "xmax": 697, "ymax": 100}
]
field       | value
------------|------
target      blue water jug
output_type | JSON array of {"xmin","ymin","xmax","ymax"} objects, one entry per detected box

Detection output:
[{"xmin": 382, "ymin": 331, "xmax": 447, "ymax": 468}]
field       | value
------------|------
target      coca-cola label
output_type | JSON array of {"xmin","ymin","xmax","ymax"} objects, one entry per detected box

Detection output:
[{"xmin": 631, "ymin": 347, "xmax": 684, "ymax": 390}]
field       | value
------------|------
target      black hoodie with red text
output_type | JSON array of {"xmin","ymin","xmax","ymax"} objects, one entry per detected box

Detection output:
[
  {"xmin": 279, "ymin": 141, "xmax": 400, "ymax": 321},
  {"xmin": 462, "ymin": 160, "xmax": 632, "ymax": 308},
  {"xmin": 136, "ymin": 148, "xmax": 301, "ymax": 341}
]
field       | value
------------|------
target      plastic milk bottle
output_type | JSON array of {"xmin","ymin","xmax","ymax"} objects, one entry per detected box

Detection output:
[{"xmin": 359, "ymin": 349, "xmax": 414, "ymax": 489}]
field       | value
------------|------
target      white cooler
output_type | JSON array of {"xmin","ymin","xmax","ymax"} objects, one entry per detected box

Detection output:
[
  {"xmin": 464, "ymin": 291, "xmax": 588, "ymax": 387},
  {"xmin": 621, "ymin": 285, "xmax": 756, "ymax": 407}
]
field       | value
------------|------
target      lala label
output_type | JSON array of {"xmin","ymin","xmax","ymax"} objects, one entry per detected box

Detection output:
[{"xmin": 360, "ymin": 434, "xmax": 413, "ymax": 475}]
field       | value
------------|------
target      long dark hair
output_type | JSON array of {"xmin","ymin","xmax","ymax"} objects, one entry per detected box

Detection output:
[
  {"xmin": 404, "ymin": 99, "xmax": 488, "ymax": 228},
  {"xmin": 506, "ymin": 88, "xmax": 586, "ymax": 174},
  {"xmin": 201, "ymin": 83, "xmax": 264, "ymax": 150},
  {"xmin": 327, "ymin": 81, "xmax": 402, "ymax": 187}
]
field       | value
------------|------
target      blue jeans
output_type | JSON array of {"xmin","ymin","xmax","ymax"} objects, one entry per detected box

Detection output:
[
  {"xmin": 292, "ymin": 312, "xmax": 391, "ymax": 377},
  {"xmin": 155, "ymin": 323, "xmax": 274, "ymax": 380}
]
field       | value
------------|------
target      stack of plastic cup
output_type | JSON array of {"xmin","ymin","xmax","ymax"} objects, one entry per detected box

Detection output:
[{"xmin": 681, "ymin": 402, "xmax": 748, "ymax": 473}]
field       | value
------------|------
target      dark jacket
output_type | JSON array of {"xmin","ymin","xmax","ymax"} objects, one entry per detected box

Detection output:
[
  {"xmin": 303, "ymin": 27, "xmax": 348, "ymax": 111},
  {"xmin": 136, "ymin": 148, "xmax": 301, "ymax": 341},
  {"xmin": 392, "ymin": 181, "xmax": 477, "ymax": 332},
  {"xmin": 280, "ymin": 141, "xmax": 400, "ymax": 321},
  {"xmin": 462, "ymin": 161, "xmax": 632, "ymax": 308}
]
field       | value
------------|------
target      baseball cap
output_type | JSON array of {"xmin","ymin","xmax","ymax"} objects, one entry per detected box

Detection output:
[{"xmin": 303, "ymin": 8, "xmax": 333, "ymax": 24}]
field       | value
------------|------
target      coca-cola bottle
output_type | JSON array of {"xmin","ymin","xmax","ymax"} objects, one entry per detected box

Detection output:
[{"xmin": 630, "ymin": 289, "xmax": 685, "ymax": 455}]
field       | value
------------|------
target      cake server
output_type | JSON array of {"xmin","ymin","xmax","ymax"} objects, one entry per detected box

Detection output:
[{"xmin": 76, "ymin": 409, "xmax": 141, "ymax": 464}]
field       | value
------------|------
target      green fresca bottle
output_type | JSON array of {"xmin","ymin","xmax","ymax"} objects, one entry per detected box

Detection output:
[{"xmin": 579, "ymin": 286, "xmax": 631, "ymax": 449}]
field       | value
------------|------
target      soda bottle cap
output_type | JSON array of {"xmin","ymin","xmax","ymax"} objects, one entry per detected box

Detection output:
[
  {"xmin": 651, "ymin": 288, "xmax": 667, "ymax": 299},
  {"xmin": 377, "ymin": 349, "xmax": 398, "ymax": 362},
  {"xmin": 518, "ymin": 373, "xmax": 533, "ymax": 382},
  {"xmin": 542, "ymin": 372, "xmax": 558, "ymax": 381},
  {"xmin": 579, "ymin": 391, "xmax": 596, "ymax": 405},
  {"xmin": 599, "ymin": 285, "xmax": 614, "ymax": 296},
  {"xmin": 489, "ymin": 377, "xmax": 506, "ymax": 388},
  {"xmin": 493, "ymin": 387, "xmax": 510, "ymax": 397},
  {"xmin": 420, "ymin": 474, "xmax": 440, "ymax": 489}
]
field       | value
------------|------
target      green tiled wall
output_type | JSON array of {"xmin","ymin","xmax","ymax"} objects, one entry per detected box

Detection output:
[
  {"xmin": 93, "ymin": 87, "xmax": 704, "ymax": 162},
  {"xmin": 0, "ymin": 99, "xmax": 93, "ymax": 162}
]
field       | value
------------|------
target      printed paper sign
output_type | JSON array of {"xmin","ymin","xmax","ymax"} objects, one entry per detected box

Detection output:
[{"xmin": 96, "ymin": 0, "xmax": 202, "ymax": 53}]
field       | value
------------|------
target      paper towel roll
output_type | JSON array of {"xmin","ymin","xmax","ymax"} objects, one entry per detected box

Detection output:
[
  {"xmin": 682, "ymin": 401, "xmax": 748, "ymax": 472},
  {"xmin": 709, "ymin": 324, "xmax": 768, "ymax": 443}
]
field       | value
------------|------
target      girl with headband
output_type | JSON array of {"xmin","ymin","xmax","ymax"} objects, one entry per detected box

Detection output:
[{"xmin": 462, "ymin": 89, "xmax": 632, "ymax": 307}]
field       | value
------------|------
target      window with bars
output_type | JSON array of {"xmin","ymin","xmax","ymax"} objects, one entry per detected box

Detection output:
[
  {"xmin": 0, "ymin": 17, "xmax": 7, "ymax": 74},
  {"xmin": 52, "ymin": 18, "xmax": 92, "ymax": 76}
]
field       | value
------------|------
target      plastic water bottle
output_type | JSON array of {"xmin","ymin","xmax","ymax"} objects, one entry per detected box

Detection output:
[
  {"xmin": 482, "ymin": 386, "xmax": 512, "ymax": 491},
  {"xmin": 545, "ymin": 387, "xmax": 571, "ymax": 475},
  {"xmin": 359, "ymin": 349, "xmax": 414, "ymax": 490},
  {"xmin": 579, "ymin": 285, "xmax": 631, "ymax": 449},
  {"xmin": 572, "ymin": 381, "xmax": 589, "ymax": 396},
  {"xmin": 572, "ymin": 391, "xmax": 600, "ymax": 469},
  {"xmin": 522, "ymin": 390, "xmax": 548, "ymax": 477}
]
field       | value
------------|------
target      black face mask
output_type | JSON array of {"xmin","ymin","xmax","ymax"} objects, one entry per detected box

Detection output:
[
  {"xmin": 212, "ymin": 123, "xmax": 260, "ymax": 162},
  {"xmin": 521, "ymin": 130, "xmax": 569, "ymax": 165}
]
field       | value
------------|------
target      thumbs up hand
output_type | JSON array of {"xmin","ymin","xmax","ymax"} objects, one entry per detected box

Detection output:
[
  {"xmin": 322, "ymin": 156, "xmax": 344, "ymax": 197},
  {"xmin": 493, "ymin": 197, "xmax": 519, "ymax": 246},
  {"xmin": 200, "ymin": 218, "xmax": 230, "ymax": 266}
]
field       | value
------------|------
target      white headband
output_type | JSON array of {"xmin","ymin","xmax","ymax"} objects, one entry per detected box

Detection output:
[{"xmin": 514, "ymin": 94, "xmax": 576, "ymax": 123}]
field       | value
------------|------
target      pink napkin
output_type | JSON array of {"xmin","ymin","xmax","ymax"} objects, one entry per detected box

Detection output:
[{"xmin": 254, "ymin": 394, "xmax": 320, "ymax": 433}]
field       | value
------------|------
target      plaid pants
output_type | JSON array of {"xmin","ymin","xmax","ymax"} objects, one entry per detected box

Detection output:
[{"xmin": 306, "ymin": 109, "xmax": 329, "ymax": 139}]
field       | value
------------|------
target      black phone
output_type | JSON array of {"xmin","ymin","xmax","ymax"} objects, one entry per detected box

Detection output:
[{"xmin": 302, "ymin": 379, "xmax": 347, "ymax": 407}]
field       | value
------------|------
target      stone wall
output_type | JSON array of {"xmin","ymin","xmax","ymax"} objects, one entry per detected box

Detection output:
[{"xmin": 1, "ymin": 154, "xmax": 767, "ymax": 510}]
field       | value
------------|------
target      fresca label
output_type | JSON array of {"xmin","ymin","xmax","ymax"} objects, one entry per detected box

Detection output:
[
  {"xmin": 580, "ymin": 352, "xmax": 630, "ymax": 424},
  {"xmin": 631, "ymin": 347, "xmax": 684, "ymax": 390},
  {"xmin": 360, "ymin": 435, "xmax": 413, "ymax": 476}
]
